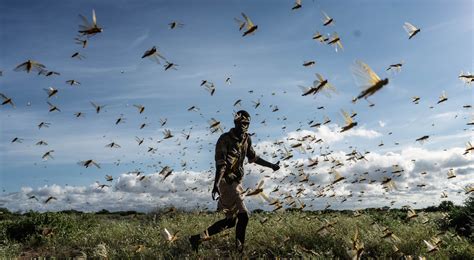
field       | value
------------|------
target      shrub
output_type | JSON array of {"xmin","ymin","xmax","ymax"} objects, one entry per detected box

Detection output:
[
  {"xmin": 447, "ymin": 196, "xmax": 473, "ymax": 239},
  {"xmin": 438, "ymin": 201, "xmax": 455, "ymax": 212},
  {"xmin": 96, "ymin": 209, "xmax": 110, "ymax": 215},
  {"xmin": 4, "ymin": 219, "xmax": 37, "ymax": 242},
  {"xmin": 0, "ymin": 208, "xmax": 11, "ymax": 214}
]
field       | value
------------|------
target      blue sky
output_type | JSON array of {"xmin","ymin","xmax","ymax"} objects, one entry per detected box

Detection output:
[{"xmin": 0, "ymin": 0, "xmax": 472, "ymax": 212}]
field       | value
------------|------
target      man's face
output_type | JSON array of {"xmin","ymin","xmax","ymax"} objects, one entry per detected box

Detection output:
[{"xmin": 235, "ymin": 120, "xmax": 250, "ymax": 134}]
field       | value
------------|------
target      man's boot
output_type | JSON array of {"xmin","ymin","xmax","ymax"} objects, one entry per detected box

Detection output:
[
  {"xmin": 189, "ymin": 234, "xmax": 201, "ymax": 252},
  {"xmin": 236, "ymin": 239, "xmax": 244, "ymax": 254}
]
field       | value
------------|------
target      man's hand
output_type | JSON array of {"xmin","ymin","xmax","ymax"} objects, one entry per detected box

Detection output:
[
  {"xmin": 255, "ymin": 157, "xmax": 281, "ymax": 171},
  {"xmin": 271, "ymin": 161, "xmax": 280, "ymax": 171},
  {"xmin": 212, "ymin": 184, "xmax": 220, "ymax": 200}
]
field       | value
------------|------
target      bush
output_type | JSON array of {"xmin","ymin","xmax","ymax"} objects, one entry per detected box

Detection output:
[
  {"xmin": 438, "ymin": 197, "xmax": 474, "ymax": 240},
  {"xmin": 4, "ymin": 219, "xmax": 37, "ymax": 242},
  {"xmin": 96, "ymin": 209, "xmax": 110, "ymax": 215},
  {"xmin": 447, "ymin": 196, "xmax": 473, "ymax": 239},
  {"xmin": 61, "ymin": 209, "xmax": 83, "ymax": 214},
  {"xmin": 438, "ymin": 201, "xmax": 455, "ymax": 212},
  {"xmin": 0, "ymin": 208, "xmax": 11, "ymax": 214}
]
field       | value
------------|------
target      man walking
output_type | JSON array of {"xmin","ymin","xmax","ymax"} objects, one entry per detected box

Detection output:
[{"xmin": 189, "ymin": 110, "xmax": 280, "ymax": 253}]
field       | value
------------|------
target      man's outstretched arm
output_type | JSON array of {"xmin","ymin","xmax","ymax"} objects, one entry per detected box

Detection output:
[
  {"xmin": 254, "ymin": 157, "xmax": 280, "ymax": 171},
  {"xmin": 246, "ymin": 136, "xmax": 280, "ymax": 171}
]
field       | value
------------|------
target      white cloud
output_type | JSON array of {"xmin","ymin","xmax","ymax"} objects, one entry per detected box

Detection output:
[
  {"xmin": 1, "ymin": 129, "xmax": 472, "ymax": 213},
  {"xmin": 284, "ymin": 125, "xmax": 382, "ymax": 145}
]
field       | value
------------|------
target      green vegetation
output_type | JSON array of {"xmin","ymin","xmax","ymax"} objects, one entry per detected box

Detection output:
[{"xmin": 0, "ymin": 200, "xmax": 472, "ymax": 259}]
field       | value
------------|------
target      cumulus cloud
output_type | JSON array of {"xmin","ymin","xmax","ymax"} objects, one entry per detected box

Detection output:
[
  {"xmin": 285, "ymin": 125, "xmax": 382, "ymax": 144},
  {"xmin": 1, "ymin": 129, "xmax": 472, "ymax": 213},
  {"xmin": 0, "ymin": 123, "xmax": 471, "ymax": 213}
]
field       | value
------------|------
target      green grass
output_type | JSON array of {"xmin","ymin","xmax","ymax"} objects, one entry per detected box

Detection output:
[{"xmin": 0, "ymin": 209, "xmax": 472, "ymax": 259}]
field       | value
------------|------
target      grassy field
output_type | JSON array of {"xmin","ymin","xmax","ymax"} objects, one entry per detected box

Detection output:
[{"xmin": 0, "ymin": 208, "xmax": 472, "ymax": 259}]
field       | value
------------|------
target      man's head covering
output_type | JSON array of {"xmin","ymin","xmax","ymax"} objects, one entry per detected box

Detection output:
[{"xmin": 234, "ymin": 110, "xmax": 251, "ymax": 124}]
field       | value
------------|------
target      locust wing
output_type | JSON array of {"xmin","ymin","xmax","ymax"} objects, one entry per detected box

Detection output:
[
  {"xmin": 341, "ymin": 109, "xmax": 353, "ymax": 125},
  {"xmin": 92, "ymin": 9, "xmax": 97, "ymax": 26},
  {"xmin": 352, "ymin": 60, "xmax": 381, "ymax": 90},
  {"xmin": 241, "ymin": 13, "xmax": 254, "ymax": 29},
  {"xmin": 403, "ymin": 22, "xmax": 417, "ymax": 34}
]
